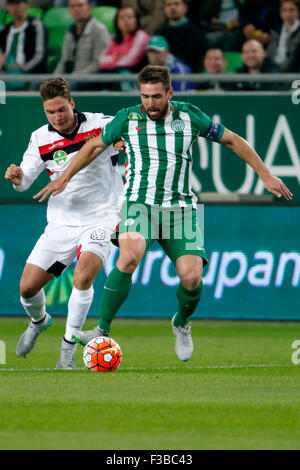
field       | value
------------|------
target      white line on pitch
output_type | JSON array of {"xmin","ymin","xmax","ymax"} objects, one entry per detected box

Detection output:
[{"xmin": 0, "ymin": 363, "xmax": 294, "ymax": 372}]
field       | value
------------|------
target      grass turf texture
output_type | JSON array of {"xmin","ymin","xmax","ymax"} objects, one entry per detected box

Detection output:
[{"xmin": 0, "ymin": 317, "xmax": 300, "ymax": 450}]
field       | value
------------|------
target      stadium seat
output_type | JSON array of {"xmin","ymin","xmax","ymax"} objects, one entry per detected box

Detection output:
[
  {"xmin": 43, "ymin": 8, "xmax": 73, "ymax": 69},
  {"xmin": 43, "ymin": 7, "xmax": 73, "ymax": 30},
  {"xmin": 0, "ymin": 9, "xmax": 6, "ymax": 24},
  {"xmin": 3, "ymin": 12, "xmax": 12, "ymax": 24},
  {"xmin": 224, "ymin": 52, "xmax": 243, "ymax": 73},
  {"xmin": 91, "ymin": 6, "xmax": 117, "ymax": 34},
  {"xmin": 27, "ymin": 8, "xmax": 44, "ymax": 19}
]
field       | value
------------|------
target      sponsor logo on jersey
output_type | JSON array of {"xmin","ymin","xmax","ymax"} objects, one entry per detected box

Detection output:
[
  {"xmin": 49, "ymin": 141, "xmax": 64, "ymax": 152},
  {"xmin": 53, "ymin": 150, "xmax": 67, "ymax": 165},
  {"xmin": 90, "ymin": 229, "xmax": 106, "ymax": 240},
  {"xmin": 171, "ymin": 119, "xmax": 185, "ymax": 132},
  {"xmin": 128, "ymin": 112, "xmax": 142, "ymax": 121},
  {"xmin": 124, "ymin": 218, "xmax": 135, "ymax": 226}
]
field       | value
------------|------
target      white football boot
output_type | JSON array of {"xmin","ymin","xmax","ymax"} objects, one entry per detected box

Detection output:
[
  {"xmin": 72, "ymin": 325, "xmax": 109, "ymax": 346},
  {"xmin": 171, "ymin": 314, "xmax": 193, "ymax": 362},
  {"xmin": 55, "ymin": 337, "xmax": 77, "ymax": 370},
  {"xmin": 16, "ymin": 313, "xmax": 52, "ymax": 356}
]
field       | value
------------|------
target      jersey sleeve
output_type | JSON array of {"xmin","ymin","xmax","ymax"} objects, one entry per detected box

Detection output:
[
  {"xmin": 94, "ymin": 113, "xmax": 122, "ymax": 159},
  {"xmin": 101, "ymin": 108, "xmax": 127, "ymax": 146},
  {"xmin": 14, "ymin": 132, "xmax": 46, "ymax": 192},
  {"xmin": 189, "ymin": 104, "xmax": 225, "ymax": 142}
]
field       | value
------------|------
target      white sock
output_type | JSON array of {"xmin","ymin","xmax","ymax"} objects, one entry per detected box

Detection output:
[
  {"xmin": 20, "ymin": 290, "xmax": 46, "ymax": 322},
  {"xmin": 65, "ymin": 286, "xmax": 94, "ymax": 342}
]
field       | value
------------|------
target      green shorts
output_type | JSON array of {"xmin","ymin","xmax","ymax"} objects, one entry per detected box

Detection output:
[{"xmin": 114, "ymin": 200, "xmax": 207, "ymax": 265}]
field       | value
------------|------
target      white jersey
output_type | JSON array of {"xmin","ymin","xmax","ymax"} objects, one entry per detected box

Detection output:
[{"xmin": 14, "ymin": 111, "xmax": 123, "ymax": 226}]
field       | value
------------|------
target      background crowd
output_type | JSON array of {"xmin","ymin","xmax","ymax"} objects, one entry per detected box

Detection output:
[{"xmin": 0, "ymin": 0, "xmax": 299, "ymax": 91}]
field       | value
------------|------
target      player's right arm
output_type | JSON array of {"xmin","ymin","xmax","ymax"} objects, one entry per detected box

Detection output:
[
  {"xmin": 4, "ymin": 133, "xmax": 46, "ymax": 191},
  {"xmin": 5, "ymin": 164, "xmax": 23, "ymax": 186}
]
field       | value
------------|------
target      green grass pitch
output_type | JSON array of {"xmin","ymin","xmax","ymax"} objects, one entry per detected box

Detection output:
[{"xmin": 0, "ymin": 317, "xmax": 300, "ymax": 450}]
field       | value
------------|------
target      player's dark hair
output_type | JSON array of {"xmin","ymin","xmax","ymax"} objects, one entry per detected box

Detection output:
[
  {"xmin": 138, "ymin": 66, "xmax": 171, "ymax": 92},
  {"xmin": 40, "ymin": 78, "xmax": 72, "ymax": 102}
]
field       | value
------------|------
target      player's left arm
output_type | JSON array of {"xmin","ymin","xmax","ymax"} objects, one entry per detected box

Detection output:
[{"xmin": 219, "ymin": 128, "xmax": 293, "ymax": 200}]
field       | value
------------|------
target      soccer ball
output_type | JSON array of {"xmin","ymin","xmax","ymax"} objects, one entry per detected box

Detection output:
[{"xmin": 83, "ymin": 336, "xmax": 122, "ymax": 372}]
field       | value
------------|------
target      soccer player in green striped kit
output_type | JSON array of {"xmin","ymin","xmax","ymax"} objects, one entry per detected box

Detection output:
[{"xmin": 35, "ymin": 66, "xmax": 293, "ymax": 362}]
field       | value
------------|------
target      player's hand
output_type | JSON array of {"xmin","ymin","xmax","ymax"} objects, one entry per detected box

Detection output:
[
  {"xmin": 113, "ymin": 140, "xmax": 126, "ymax": 152},
  {"xmin": 262, "ymin": 174, "xmax": 293, "ymax": 200},
  {"xmin": 33, "ymin": 176, "xmax": 68, "ymax": 202},
  {"xmin": 4, "ymin": 164, "xmax": 23, "ymax": 185}
]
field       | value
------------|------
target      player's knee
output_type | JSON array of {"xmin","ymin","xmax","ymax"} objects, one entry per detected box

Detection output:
[
  {"xmin": 19, "ymin": 281, "xmax": 40, "ymax": 299},
  {"xmin": 180, "ymin": 272, "xmax": 202, "ymax": 291},
  {"xmin": 73, "ymin": 270, "xmax": 94, "ymax": 290},
  {"xmin": 117, "ymin": 251, "xmax": 141, "ymax": 273}
]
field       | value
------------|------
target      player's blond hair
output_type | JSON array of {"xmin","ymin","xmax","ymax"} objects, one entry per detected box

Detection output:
[{"xmin": 40, "ymin": 78, "xmax": 72, "ymax": 102}]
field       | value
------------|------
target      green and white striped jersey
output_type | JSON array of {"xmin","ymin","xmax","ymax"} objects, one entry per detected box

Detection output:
[{"xmin": 101, "ymin": 101, "xmax": 225, "ymax": 207}]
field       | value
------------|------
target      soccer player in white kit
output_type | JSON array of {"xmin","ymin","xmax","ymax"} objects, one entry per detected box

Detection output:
[{"xmin": 4, "ymin": 78, "xmax": 123, "ymax": 369}]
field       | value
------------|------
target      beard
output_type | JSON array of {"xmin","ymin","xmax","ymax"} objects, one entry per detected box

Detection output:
[{"xmin": 145, "ymin": 101, "xmax": 170, "ymax": 121}]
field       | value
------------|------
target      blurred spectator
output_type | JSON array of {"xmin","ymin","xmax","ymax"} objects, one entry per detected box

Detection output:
[
  {"xmin": 55, "ymin": 0, "xmax": 111, "ymax": 89},
  {"xmin": 235, "ymin": 39, "xmax": 281, "ymax": 91},
  {"xmin": 239, "ymin": 0, "xmax": 281, "ymax": 47},
  {"xmin": 94, "ymin": 0, "xmax": 121, "ymax": 5},
  {"xmin": 266, "ymin": 0, "xmax": 300, "ymax": 72},
  {"xmin": 0, "ymin": 0, "xmax": 47, "ymax": 89},
  {"xmin": 121, "ymin": 0, "xmax": 165, "ymax": 34},
  {"xmin": 99, "ymin": 5, "xmax": 149, "ymax": 71},
  {"xmin": 155, "ymin": 0, "xmax": 206, "ymax": 72},
  {"xmin": 201, "ymin": 0, "xmax": 244, "ymax": 51},
  {"xmin": 28, "ymin": 0, "xmax": 52, "ymax": 7},
  {"xmin": 198, "ymin": 48, "xmax": 235, "ymax": 91},
  {"xmin": 146, "ymin": 35, "xmax": 195, "ymax": 91}
]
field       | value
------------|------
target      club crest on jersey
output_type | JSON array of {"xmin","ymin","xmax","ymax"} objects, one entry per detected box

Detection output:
[
  {"xmin": 53, "ymin": 149, "xmax": 67, "ymax": 165},
  {"xmin": 171, "ymin": 119, "xmax": 185, "ymax": 132},
  {"xmin": 128, "ymin": 112, "xmax": 142, "ymax": 121},
  {"xmin": 90, "ymin": 229, "xmax": 106, "ymax": 240}
]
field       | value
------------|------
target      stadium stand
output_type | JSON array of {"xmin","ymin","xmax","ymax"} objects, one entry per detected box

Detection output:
[
  {"xmin": 43, "ymin": 7, "xmax": 73, "ymax": 70},
  {"xmin": 91, "ymin": 5, "xmax": 117, "ymax": 34},
  {"xmin": 224, "ymin": 51, "xmax": 243, "ymax": 73}
]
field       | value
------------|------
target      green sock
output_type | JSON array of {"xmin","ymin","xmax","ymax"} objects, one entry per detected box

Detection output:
[
  {"xmin": 97, "ymin": 266, "xmax": 132, "ymax": 331},
  {"xmin": 174, "ymin": 281, "xmax": 203, "ymax": 327}
]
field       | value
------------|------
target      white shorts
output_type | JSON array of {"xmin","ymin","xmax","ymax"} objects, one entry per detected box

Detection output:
[{"xmin": 27, "ymin": 220, "xmax": 116, "ymax": 277}]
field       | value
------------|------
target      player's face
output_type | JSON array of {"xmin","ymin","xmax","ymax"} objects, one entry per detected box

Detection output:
[
  {"xmin": 43, "ymin": 96, "xmax": 76, "ymax": 134},
  {"xmin": 140, "ymin": 82, "xmax": 173, "ymax": 121}
]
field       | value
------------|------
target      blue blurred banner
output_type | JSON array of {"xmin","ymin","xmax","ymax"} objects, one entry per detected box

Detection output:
[{"xmin": 0, "ymin": 204, "xmax": 299, "ymax": 320}]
